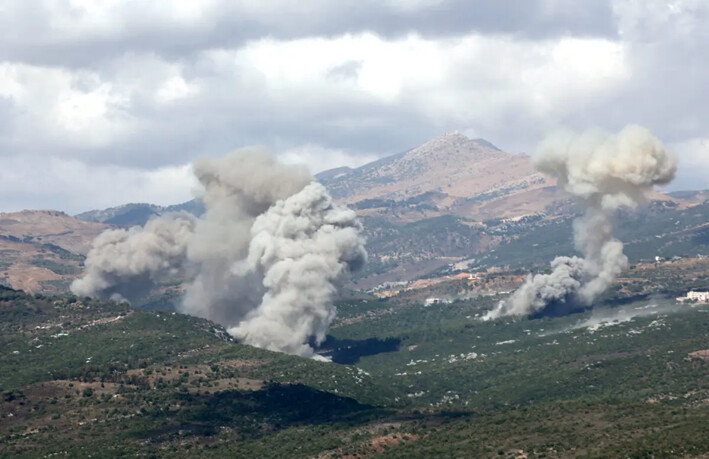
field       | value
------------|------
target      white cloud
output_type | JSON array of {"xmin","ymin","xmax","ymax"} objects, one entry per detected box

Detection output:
[
  {"xmin": 0, "ymin": 32, "xmax": 629, "ymax": 163},
  {"xmin": 0, "ymin": 0, "xmax": 707, "ymax": 211},
  {"xmin": 0, "ymin": 63, "xmax": 135, "ymax": 149},
  {"xmin": 669, "ymin": 138, "xmax": 709, "ymax": 190},
  {"xmin": 0, "ymin": 156, "xmax": 196, "ymax": 214},
  {"xmin": 236, "ymin": 33, "xmax": 628, "ymax": 119},
  {"xmin": 279, "ymin": 144, "xmax": 378, "ymax": 174},
  {"xmin": 155, "ymin": 76, "xmax": 200, "ymax": 104}
]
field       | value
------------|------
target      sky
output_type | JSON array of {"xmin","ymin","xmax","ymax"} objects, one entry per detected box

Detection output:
[{"xmin": 0, "ymin": 0, "xmax": 707, "ymax": 214}]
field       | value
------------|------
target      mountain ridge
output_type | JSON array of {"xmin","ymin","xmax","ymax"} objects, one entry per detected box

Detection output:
[
  {"xmin": 5, "ymin": 133, "xmax": 705, "ymax": 294},
  {"xmin": 75, "ymin": 133, "xmax": 533, "ymax": 226},
  {"xmin": 316, "ymin": 133, "xmax": 537, "ymax": 204},
  {"xmin": 75, "ymin": 200, "xmax": 205, "ymax": 226},
  {"xmin": 316, "ymin": 132, "xmax": 557, "ymax": 223}
]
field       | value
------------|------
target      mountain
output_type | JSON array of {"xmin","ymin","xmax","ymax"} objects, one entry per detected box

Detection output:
[
  {"xmin": 75, "ymin": 203, "xmax": 163, "ymax": 225},
  {"xmin": 0, "ymin": 203, "xmax": 208, "ymax": 294},
  {"xmin": 75, "ymin": 133, "xmax": 553, "ymax": 228},
  {"xmin": 311, "ymin": 133, "xmax": 708, "ymax": 287},
  {"xmin": 314, "ymin": 133, "xmax": 565, "ymax": 285},
  {"xmin": 78, "ymin": 133, "xmax": 694, "ymax": 229},
  {"xmin": 37, "ymin": 134, "xmax": 709, "ymax": 292},
  {"xmin": 75, "ymin": 200, "xmax": 205, "ymax": 226},
  {"xmin": 6, "ymin": 134, "xmax": 707, "ymax": 294},
  {"xmin": 1, "ymin": 136, "xmax": 707, "ymax": 456},
  {"xmin": 317, "ymin": 132, "xmax": 557, "ymax": 222},
  {"xmin": 667, "ymin": 189, "xmax": 709, "ymax": 205}
]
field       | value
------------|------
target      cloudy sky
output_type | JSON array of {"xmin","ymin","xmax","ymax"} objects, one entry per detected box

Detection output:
[{"xmin": 0, "ymin": 0, "xmax": 707, "ymax": 213}]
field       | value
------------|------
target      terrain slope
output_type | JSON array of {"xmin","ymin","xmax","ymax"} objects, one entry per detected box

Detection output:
[
  {"xmin": 317, "ymin": 132, "xmax": 557, "ymax": 222},
  {"xmin": 0, "ymin": 211, "xmax": 107, "ymax": 293}
]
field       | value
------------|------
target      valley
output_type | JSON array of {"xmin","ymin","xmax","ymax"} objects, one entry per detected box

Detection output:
[
  {"xmin": 1, "ymin": 285, "xmax": 707, "ymax": 457},
  {"xmin": 0, "ymin": 133, "xmax": 707, "ymax": 457}
]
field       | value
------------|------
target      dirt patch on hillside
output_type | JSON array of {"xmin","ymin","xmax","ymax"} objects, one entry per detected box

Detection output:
[
  {"xmin": 126, "ymin": 363, "xmax": 264, "ymax": 393},
  {"xmin": 688, "ymin": 349, "xmax": 709, "ymax": 361}
]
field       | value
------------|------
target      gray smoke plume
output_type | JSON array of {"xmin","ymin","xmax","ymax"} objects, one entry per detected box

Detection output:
[
  {"xmin": 180, "ymin": 147, "xmax": 313, "ymax": 327},
  {"xmin": 71, "ymin": 147, "xmax": 365, "ymax": 359},
  {"xmin": 484, "ymin": 125, "xmax": 677, "ymax": 320},
  {"xmin": 70, "ymin": 213, "xmax": 196, "ymax": 303},
  {"xmin": 229, "ymin": 182, "xmax": 366, "ymax": 358}
]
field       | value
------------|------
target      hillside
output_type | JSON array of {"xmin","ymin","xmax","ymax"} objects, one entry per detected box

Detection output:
[
  {"xmin": 0, "ymin": 210, "xmax": 107, "ymax": 254},
  {"xmin": 316, "ymin": 132, "xmax": 559, "ymax": 222},
  {"xmin": 313, "ymin": 133, "xmax": 709, "ymax": 286},
  {"xmin": 0, "ymin": 211, "xmax": 107, "ymax": 293},
  {"xmin": 1, "ymin": 284, "xmax": 707, "ymax": 457},
  {"xmin": 1, "ymin": 141, "xmax": 708, "ymax": 455},
  {"xmin": 0, "ymin": 287, "xmax": 396, "ymax": 456},
  {"xmin": 352, "ymin": 199, "xmax": 709, "ymax": 289},
  {"xmin": 75, "ymin": 201, "xmax": 204, "ymax": 226},
  {"xmin": 6, "ymin": 132, "xmax": 708, "ymax": 294}
]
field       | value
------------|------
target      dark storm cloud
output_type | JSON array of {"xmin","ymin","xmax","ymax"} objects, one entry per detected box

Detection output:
[{"xmin": 0, "ymin": 1, "xmax": 616, "ymax": 68}]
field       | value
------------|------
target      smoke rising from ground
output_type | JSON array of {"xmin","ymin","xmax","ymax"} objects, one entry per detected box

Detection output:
[
  {"xmin": 71, "ymin": 148, "xmax": 365, "ymax": 359},
  {"xmin": 229, "ymin": 182, "xmax": 366, "ymax": 358},
  {"xmin": 484, "ymin": 125, "xmax": 677, "ymax": 320},
  {"xmin": 70, "ymin": 213, "xmax": 196, "ymax": 303},
  {"xmin": 180, "ymin": 148, "xmax": 313, "ymax": 328},
  {"xmin": 542, "ymin": 300, "xmax": 687, "ymax": 336}
]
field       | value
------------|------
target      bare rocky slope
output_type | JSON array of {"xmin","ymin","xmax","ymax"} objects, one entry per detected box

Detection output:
[
  {"xmin": 0, "ymin": 211, "xmax": 107, "ymax": 293},
  {"xmin": 316, "ymin": 132, "xmax": 559, "ymax": 222}
]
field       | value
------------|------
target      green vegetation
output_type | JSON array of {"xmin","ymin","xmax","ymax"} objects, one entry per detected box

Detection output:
[
  {"xmin": 39, "ymin": 243, "xmax": 85, "ymax": 261},
  {"xmin": 330, "ymin": 296, "xmax": 709, "ymax": 409},
  {"xmin": 30, "ymin": 256, "xmax": 79, "ymax": 275},
  {"xmin": 1, "ymin": 285, "xmax": 707, "ymax": 457},
  {"xmin": 356, "ymin": 200, "xmax": 709, "ymax": 281},
  {"xmin": 482, "ymin": 202, "xmax": 709, "ymax": 269},
  {"xmin": 357, "ymin": 215, "xmax": 481, "ymax": 279}
]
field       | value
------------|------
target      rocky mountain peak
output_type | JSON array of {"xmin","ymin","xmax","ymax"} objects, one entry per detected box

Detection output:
[
  {"xmin": 414, "ymin": 132, "xmax": 500, "ymax": 155},
  {"xmin": 316, "ymin": 132, "xmax": 543, "ymax": 213},
  {"xmin": 383, "ymin": 133, "xmax": 504, "ymax": 176}
]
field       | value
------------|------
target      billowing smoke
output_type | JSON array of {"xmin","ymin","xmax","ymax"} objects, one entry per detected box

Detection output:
[
  {"xmin": 229, "ymin": 182, "xmax": 366, "ymax": 358},
  {"xmin": 71, "ymin": 148, "xmax": 366, "ymax": 359},
  {"xmin": 70, "ymin": 213, "xmax": 196, "ymax": 303},
  {"xmin": 549, "ymin": 300, "xmax": 685, "ymax": 335},
  {"xmin": 180, "ymin": 148, "xmax": 313, "ymax": 327},
  {"xmin": 484, "ymin": 125, "xmax": 677, "ymax": 320}
]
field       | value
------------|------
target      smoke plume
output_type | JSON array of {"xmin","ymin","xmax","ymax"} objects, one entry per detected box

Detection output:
[
  {"xmin": 70, "ymin": 213, "xmax": 196, "ymax": 303},
  {"xmin": 71, "ymin": 147, "xmax": 366, "ymax": 359},
  {"xmin": 180, "ymin": 148, "xmax": 313, "ymax": 327},
  {"xmin": 484, "ymin": 125, "xmax": 677, "ymax": 320},
  {"xmin": 229, "ymin": 182, "xmax": 366, "ymax": 358}
]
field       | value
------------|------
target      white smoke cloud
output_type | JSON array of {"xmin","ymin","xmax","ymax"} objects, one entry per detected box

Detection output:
[
  {"xmin": 71, "ymin": 148, "xmax": 365, "ymax": 359},
  {"xmin": 180, "ymin": 147, "xmax": 313, "ymax": 327},
  {"xmin": 70, "ymin": 213, "xmax": 196, "ymax": 303},
  {"xmin": 484, "ymin": 125, "xmax": 677, "ymax": 320},
  {"xmin": 229, "ymin": 182, "xmax": 366, "ymax": 358},
  {"xmin": 542, "ymin": 300, "xmax": 686, "ymax": 336}
]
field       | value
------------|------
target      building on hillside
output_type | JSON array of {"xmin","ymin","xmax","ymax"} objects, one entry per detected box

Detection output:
[
  {"xmin": 676, "ymin": 291, "xmax": 709, "ymax": 303},
  {"xmin": 425, "ymin": 297, "xmax": 452, "ymax": 306}
]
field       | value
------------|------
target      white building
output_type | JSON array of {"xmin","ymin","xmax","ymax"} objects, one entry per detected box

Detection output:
[
  {"xmin": 676, "ymin": 291, "xmax": 709, "ymax": 303},
  {"xmin": 425, "ymin": 297, "xmax": 452, "ymax": 306},
  {"xmin": 688, "ymin": 291, "xmax": 709, "ymax": 302}
]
